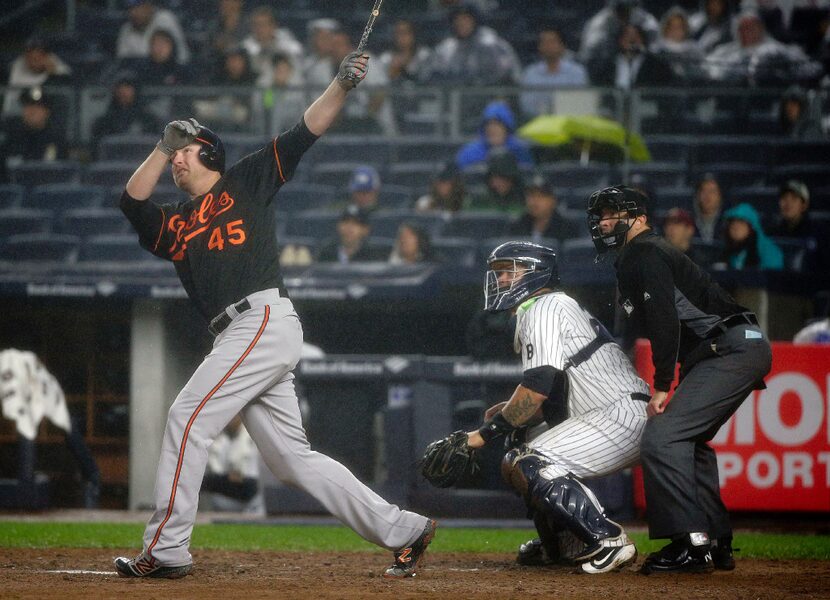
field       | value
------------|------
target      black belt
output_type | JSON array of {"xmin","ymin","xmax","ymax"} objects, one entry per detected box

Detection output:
[
  {"xmin": 631, "ymin": 393, "xmax": 651, "ymax": 402},
  {"xmin": 705, "ymin": 312, "xmax": 758, "ymax": 339},
  {"xmin": 208, "ymin": 298, "xmax": 251, "ymax": 337}
]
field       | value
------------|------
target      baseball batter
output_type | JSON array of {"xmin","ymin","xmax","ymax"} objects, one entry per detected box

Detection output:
[
  {"xmin": 114, "ymin": 51, "xmax": 435, "ymax": 579},
  {"xmin": 465, "ymin": 241, "xmax": 649, "ymax": 574}
]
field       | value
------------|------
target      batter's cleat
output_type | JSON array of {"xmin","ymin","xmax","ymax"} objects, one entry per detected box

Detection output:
[
  {"xmin": 580, "ymin": 541, "xmax": 637, "ymax": 574},
  {"xmin": 114, "ymin": 553, "xmax": 193, "ymax": 579},
  {"xmin": 640, "ymin": 534, "xmax": 714, "ymax": 575},
  {"xmin": 516, "ymin": 538, "xmax": 568, "ymax": 567},
  {"xmin": 711, "ymin": 537, "xmax": 736, "ymax": 571},
  {"xmin": 383, "ymin": 519, "xmax": 437, "ymax": 578}
]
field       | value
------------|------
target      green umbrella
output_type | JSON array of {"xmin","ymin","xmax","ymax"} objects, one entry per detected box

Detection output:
[{"xmin": 517, "ymin": 114, "xmax": 651, "ymax": 163}]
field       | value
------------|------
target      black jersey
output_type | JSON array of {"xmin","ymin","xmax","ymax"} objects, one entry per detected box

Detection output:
[
  {"xmin": 614, "ymin": 230, "xmax": 747, "ymax": 392},
  {"xmin": 121, "ymin": 119, "xmax": 318, "ymax": 320}
]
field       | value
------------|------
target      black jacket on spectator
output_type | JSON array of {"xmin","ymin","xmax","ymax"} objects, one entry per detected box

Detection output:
[
  {"xmin": 766, "ymin": 214, "xmax": 830, "ymax": 272},
  {"xmin": 506, "ymin": 211, "xmax": 579, "ymax": 242},
  {"xmin": 316, "ymin": 241, "xmax": 387, "ymax": 263},
  {"xmin": 1, "ymin": 116, "xmax": 67, "ymax": 162},
  {"xmin": 588, "ymin": 51, "xmax": 675, "ymax": 87}
]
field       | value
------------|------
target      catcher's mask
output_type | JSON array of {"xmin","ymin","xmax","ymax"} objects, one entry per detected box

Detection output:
[
  {"xmin": 194, "ymin": 125, "xmax": 226, "ymax": 174},
  {"xmin": 586, "ymin": 185, "xmax": 647, "ymax": 255},
  {"xmin": 484, "ymin": 241, "xmax": 559, "ymax": 312}
]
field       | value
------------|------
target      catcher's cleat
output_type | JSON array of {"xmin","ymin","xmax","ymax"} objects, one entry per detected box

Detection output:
[
  {"xmin": 711, "ymin": 537, "xmax": 736, "ymax": 571},
  {"xmin": 516, "ymin": 538, "xmax": 565, "ymax": 567},
  {"xmin": 579, "ymin": 540, "xmax": 637, "ymax": 574},
  {"xmin": 114, "ymin": 553, "xmax": 193, "ymax": 579},
  {"xmin": 383, "ymin": 519, "xmax": 437, "ymax": 578},
  {"xmin": 640, "ymin": 535, "xmax": 714, "ymax": 575}
]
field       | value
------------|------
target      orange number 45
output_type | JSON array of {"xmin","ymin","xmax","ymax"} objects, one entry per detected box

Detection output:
[{"xmin": 208, "ymin": 219, "xmax": 247, "ymax": 251}]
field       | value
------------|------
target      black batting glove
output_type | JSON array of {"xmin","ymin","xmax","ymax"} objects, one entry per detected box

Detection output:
[
  {"xmin": 337, "ymin": 51, "xmax": 369, "ymax": 91},
  {"xmin": 157, "ymin": 118, "xmax": 200, "ymax": 156}
]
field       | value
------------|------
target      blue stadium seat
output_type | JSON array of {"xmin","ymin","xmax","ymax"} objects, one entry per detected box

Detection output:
[
  {"xmin": 730, "ymin": 185, "xmax": 780, "ymax": 217},
  {"xmin": 379, "ymin": 184, "xmax": 415, "ymax": 210},
  {"xmin": 97, "ymin": 134, "xmax": 159, "ymax": 162},
  {"xmin": 692, "ymin": 137, "xmax": 771, "ymax": 168},
  {"xmin": 60, "ymin": 207, "xmax": 128, "ymax": 236},
  {"xmin": 274, "ymin": 183, "xmax": 337, "ymax": 213},
  {"xmin": 0, "ymin": 208, "xmax": 53, "ymax": 237},
  {"xmin": 432, "ymin": 237, "xmax": 479, "ymax": 267},
  {"xmin": 629, "ymin": 161, "xmax": 688, "ymax": 189},
  {"xmin": 82, "ymin": 161, "xmax": 139, "ymax": 187},
  {"xmin": 775, "ymin": 141, "xmax": 830, "ymax": 166},
  {"xmin": 80, "ymin": 234, "xmax": 154, "ymax": 263},
  {"xmin": 560, "ymin": 238, "xmax": 599, "ymax": 265},
  {"xmin": 440, "ymin": 212, "xmax": 511, "ymax": 239},
  {"xmin": 305, "ymin": 136, "xmax": 391, "ymax": 167},
  {"xmin": 539, "ymin": 162, "xmax": 612, "ymax": 190},
  {"xmin": 690, "ymin": 163, "xmax": 768, "ymax": 192},
  {"xmin": 9, "ymin": 161, "xmax": 81, "ymax": 188},
  {"xmin": 221, "ymin": 133, "xmax": 270, "ymax": 165},
  {"xmin": 0, "ymin": 184, "xmax": 24, "ymax": 209},
  {"xmin": 26, "ymin": 184, "xmax": 108, "ymax": 211},
  {"xmin": 392, "ymin": 138, "xmax": 459, "ymax": 163},
  {"xmin": 651, "ymin": 186, "xmax": 694, "ymax": 213},
  {"xmin": 283, "ymin": 209, "xmax": 340, "ymax": 240},
  {"xmin": 643, "ymin": 135, "xmax": 692, "ymax": 163},
  {"xmin": 769, "ymin": 164, "xmax": 829, "ymax": 191},
  {"xmin": 386, "ymin": 162, "xmax": 442, "ymax": 191},
  {"xmin": 0, "ymin": 233, "xmax": 80, "ymax": 263},
  {"xmin": 309, "ymin": 162, "xmax": 387, "ymax": 190},
  {"xmin": 368, "ymin": 210, "xmax": 448, "ymax": 239}
]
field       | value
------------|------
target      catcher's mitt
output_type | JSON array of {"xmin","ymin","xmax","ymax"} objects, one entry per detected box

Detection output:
[{"xmin": 419, "ymin": 430, "xmax": 477, "ymax": 488}]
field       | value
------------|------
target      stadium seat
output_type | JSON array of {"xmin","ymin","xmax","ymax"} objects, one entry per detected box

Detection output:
[
  {"xmin": 309, "ymin": 161, "xmax": 387, "ymax": 189},
  {"xmin": 690, "ymin": 163, "xmax": 768, "ymax": 192},
  {"xmin": 392, "ymin": 138, "xmax": 459, "ymax": 164},
  {"xmin": 629, "ymin": 162, "xmax": 688, "ymax": 190},
  {"xmin": 82, "ymin": 161, "xmax": 140, "ymax": 187},
  {"xmin": 9, "ymin": 161, "xmax": 81, "ymax": 188},
  {"xmin": 386, "ymin": 162, "xmax": 442, "ymax": 191},
  {"xmin": 768, "ymin": 164, "xmax": 829, "ymax": 191},
  {"xmin": 0, "ymin": 208, "xmax": 53, "ymax": 237},
  {"xmin": 0, "ymin": 184, "xmax": 24, "ymax": 209},
  {"xmin": 730, "ymin": 185, "xmax": 780, "ymax": 217},
  {"xmin": 283, "ymin": 209, "xmax": 340, "ymax": 240},
  {"xmin": 0, "ymin": 233, "xmax": 80, "ymax": 263},
  {"xmin": 60, "ymin": 207, "xmax": 129, "ymax": 237},
  {"xmin": 305, "ymin": 136, "xmax": 391, "ymax": 167},
  {"xmin": 651, "ymin": 186, "xmax": 694, "ymax": 213},
  {"xmin": 692, "ymin": 137, "xmax": 771, "ymax": 168},
  {"xmin": 432, "ymin": 237, "xmax": 479, "ymax": 267},
  {"xmin": 539, "ymin": 162, "xmax": 612, "ymax": 190},
  {"xmin": 368, "ymin": 210, "xmax": 448, "ymax": 239},
  {"xmin": 79, "ymin": 233, "xmax": 153, "ymax": 263},
  {"xmin": 274, "ymin": 183, "xmax": 337, "ymax": 213},
  {"xmin": 379, "ymin": 184, "xmax": 415, "ymax": 210},
  {"xmin": 439, "ymin": 212, "xmax": 511, "ymax": 239},
  {"xmin": 775, "ymin": 141, "xmax": 830, "ymax": 166},
  {"xmin": 97, "ymin": 134, "xmax": 159, "ymax": 162},
  {"xmin": 770, "ymin": 237, "xmax": 809, "ymax": 272},
  {"xmin": 26, "ymin": 184, "xmax": 107, "ymax": 211},
  {"xmin": 643, "ymin": 135, "xmax": 692, "ymax": 163}
]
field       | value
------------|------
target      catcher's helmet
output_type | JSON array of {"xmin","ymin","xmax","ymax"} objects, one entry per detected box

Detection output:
[
  {"xmin": 586, "ymin": 185, "xmax": 647, "ymax": 255},
  {"xmin": 484, "ymin": 241, "xmax": 559, "ymax": 312},
  {"xmin": 194, "ymin": 125, "xmax": 225, "ymax": 174}
]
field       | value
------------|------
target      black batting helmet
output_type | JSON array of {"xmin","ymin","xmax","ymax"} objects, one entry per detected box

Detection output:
[
  {"xmin": 484, "ymin": 241, "xmax": 559, "ymax": 312},
  {"xmin": 194, "ymin": 125, "xmax": 225, "ymax": 174},
  {"xmin": 586, "ymin": 185, "xmax": 647, "ymax": 255}
]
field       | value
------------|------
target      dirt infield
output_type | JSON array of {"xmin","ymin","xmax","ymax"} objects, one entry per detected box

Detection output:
[{"xmin": 1, "ymin": 548, "xmax": 829, "ymax": 600}]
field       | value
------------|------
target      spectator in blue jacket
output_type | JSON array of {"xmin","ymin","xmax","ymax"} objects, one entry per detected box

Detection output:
[
  {"xmin": 718, "ymin": 203, "xmax": 783, "ymax": 270},
  {"xmin": 455, "ymin": 100, "xmax": 534, "ymax": 171}
]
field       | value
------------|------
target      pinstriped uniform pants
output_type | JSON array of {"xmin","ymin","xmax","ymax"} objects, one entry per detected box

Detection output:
[{"xmin": 142, "ymin": 289, "xmax": 428, "ymax": 566}]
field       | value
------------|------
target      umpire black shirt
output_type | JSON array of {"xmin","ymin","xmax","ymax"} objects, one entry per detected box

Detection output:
[
  {"xmin": 121, "ymin": 118, "xmax": 318, "ymax": 321},
  {"xmin": 614, "ymin": 230, "xmax": 748, "ymax": 392}
]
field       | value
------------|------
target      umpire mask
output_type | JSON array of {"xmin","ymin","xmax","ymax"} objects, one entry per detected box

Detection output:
[
  {"xmin": 586, "ymin": 186, "xmax": 647, "ymax": 255},
  {"xmin": 484, "ymin": 241, "xmax": 559, "ymax": 312}
]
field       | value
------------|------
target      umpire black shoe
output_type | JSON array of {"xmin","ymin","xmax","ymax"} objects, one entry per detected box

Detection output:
[
  {"xmin": 114, "ymin": 553, "xmax": 193, "ymax": 579},
  {"xmin": 517, "ymin": 538, "xmax": 564, "ymax": 567},
  {"xmin": 711, "ymin": 537, "xmax": 736, "ymax": 571},
  {"xmin": 640, "ymin": 533, "xmax": 714, "ymax": 575},
  {"xmin": 383, "ymin": 519, "xmax": 437, "ymax": 578}
]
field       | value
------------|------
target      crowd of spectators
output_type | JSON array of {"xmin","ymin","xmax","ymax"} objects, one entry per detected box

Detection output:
[{"xmin": 1, "ymin": 0, "xmax": 829, "ymax": 279}]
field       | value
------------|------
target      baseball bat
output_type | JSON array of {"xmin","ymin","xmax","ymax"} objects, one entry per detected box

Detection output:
[{"xmin": 356, "ymin": 0, "xmax": 384, "ymax": 53}]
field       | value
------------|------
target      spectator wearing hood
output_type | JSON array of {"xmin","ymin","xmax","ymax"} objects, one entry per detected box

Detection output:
[
  {"xmin": 116, "ymin": 0, "xmax": 190, "ymax": 64},
  {"xmin": 652, "ymin": 6, "xmax": 704, "ymax": 83},
  {"xmin": 718, "ymin": 203, "xmax": 783, "ymax": 270},
  {"xmin": 704, "ymin": 10, "xmax": 815, "ymax": 85},
  {"xmin": 427, "ymin": 3, "xmax": 522, "ymax": 85},
  {"xmin": 92, "ymin": 71, "xmax": 160, "ymax": 142},
  {"xmin": 778, "ymin": 86, "xmax": 825, "ymax": 140},
  {"xmin": 580, "ymin": 0, "xmax": 660, "ymax": 67},
  {"xmin": 689, "ymin": 0, "xmax": 734, "ymax": 53},
  {"xmin": 456, "ymin": 100, "xmax": 534, "ymax": 171},
  {"xmin": 470, "ymin": 151, "xmax": 526, "ymax": 213},
  {"xmin": 127, "ymin": 29, "xmax": 188, "ymax": 86}
]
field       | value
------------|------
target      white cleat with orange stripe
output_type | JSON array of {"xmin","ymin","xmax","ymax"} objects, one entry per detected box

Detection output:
[{"xmin": 114, "ymin": 553, "xmax": 193, "ymax": 579}]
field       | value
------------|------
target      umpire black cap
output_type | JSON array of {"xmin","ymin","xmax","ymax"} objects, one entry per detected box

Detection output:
[{"xmin": 586, "ymin": 185, "xmax": 648, "ymax": 254}]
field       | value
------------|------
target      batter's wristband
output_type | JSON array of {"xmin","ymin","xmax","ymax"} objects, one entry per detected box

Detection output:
[{"xmin": 478, "ymin": 412, "xmax": 515, "ymax": 444}]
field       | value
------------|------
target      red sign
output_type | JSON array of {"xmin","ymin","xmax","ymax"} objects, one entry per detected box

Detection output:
[{"xmin": 633, "ymin": 341, "xmax": 830, "ymax": 512}]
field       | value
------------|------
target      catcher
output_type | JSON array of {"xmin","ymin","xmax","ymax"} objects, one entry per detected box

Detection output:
[{"xmin": 421, "ymin": 241, "xmax": 649, "ymax": 573}]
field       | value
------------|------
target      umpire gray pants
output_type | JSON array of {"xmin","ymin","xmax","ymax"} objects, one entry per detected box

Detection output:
[{"xmin": 640, "ymin": 324, "xmax": 772, "ymax": 540}]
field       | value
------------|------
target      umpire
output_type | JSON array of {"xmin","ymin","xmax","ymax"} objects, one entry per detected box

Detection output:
[{"xmin": 586, "ymin": 186, "xmax": 772, "ymax": 574}]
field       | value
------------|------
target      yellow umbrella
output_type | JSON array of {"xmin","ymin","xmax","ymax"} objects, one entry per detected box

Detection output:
[{"xmin": 517, "ymin": 114, "xmax": 651, "ymax": 163}]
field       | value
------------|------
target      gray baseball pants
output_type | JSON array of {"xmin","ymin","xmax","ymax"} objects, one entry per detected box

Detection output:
[
  {"xmin": 141, "ymin": 289, "xmax": 428, "ymax": 566},
  {"xmin": 640, "ymin": 323, "xmax": 772, "ymax": 540}
]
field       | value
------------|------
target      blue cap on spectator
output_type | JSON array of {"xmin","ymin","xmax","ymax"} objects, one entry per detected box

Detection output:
[{"xmin": 349, "ymin": 166, "xmax": 381, "ymax": 192}]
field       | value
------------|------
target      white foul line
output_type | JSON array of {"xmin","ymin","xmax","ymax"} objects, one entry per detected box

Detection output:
[{"xmin": 43, "ymin": 569, "xmax": 116, "ymax": 575}]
